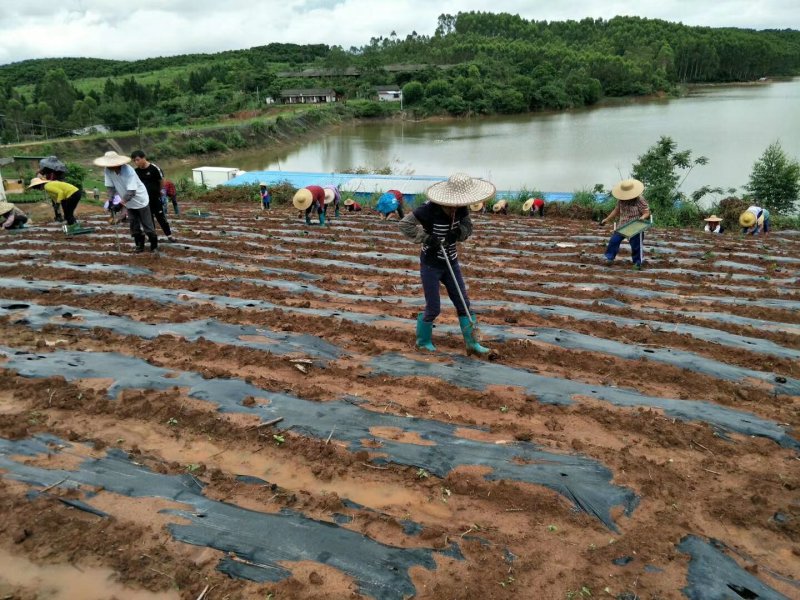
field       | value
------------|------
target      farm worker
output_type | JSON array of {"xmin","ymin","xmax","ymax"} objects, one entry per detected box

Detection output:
[
  {"xmin": 703, "ymin": 215, "xmax": 724, "ymax": 234},
  {"xmin": 344, "ymin": 198, "xmax": 362, "ymax": 212},
  {"xmin": 601, "ymin": 178, "xmax": 650, "ymax": 270},
  {"xmin": 522, "ymin": 197, "xmax": 545, "ymax": 217},
  {"xmin": 163, "ymin": 179, "xmax": 179, "ymax": 215},
  {"xmin": 27, "ymin": 177, "xmax": 84, "ymax": 234},
  {"xmin": 131, "ymin": 150, "xmax": 176, "ymax": 242},
  {"xmin": 399, "ymin": 172, "xmax": 495, "ymax": 356},
  {"xmin": 0, "ymin": 201, "xmax": 28, "ymax": 230},
  {"xmin": 375, "ymin": 191, "xmax": 401, "ymax": 220},
  {"xmin": 492, "ymin": 199, "xmax": 508, "ymax": 215},
  {"xmin": 259, "ymin": 182, "xmax": 271, "ymax": 210},
  {"xmin": 385, "ymin": 190, "xmax": 405, "ymax": 219},
  {"xmin": 94, "ymin": 150, "xmax": 158, "ymax": 253},
  {"xmin": 323, "ymin": 185, "xmax": 341, "ymax": 217},
  {"xmin": 293, "ymin": 186, "xmax": 327, "ymax": 226},
  {"xmin": 36, "ymin": 156, "xmax": 68, "ymax": 222},
  {"xmin": 739, "ymin": 205, "xmax": 770, "ymax": 236}
]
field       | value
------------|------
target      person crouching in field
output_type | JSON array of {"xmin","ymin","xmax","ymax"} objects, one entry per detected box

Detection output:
[
  {"xmin": 27, "ymin": 177, "xmax": 84, "ymax": 234},
  {"xmin": 399, "ymin": 173, "xmax": 494, "ymax": 356},
  {"xmin": 703, "ymin": 215, "xmax": 724, "ymax": 234},
  {"xmin": 601, "ymin": 178, "xmax": 650, "ymax": 270},
  {"xmin": 0, "ymin": 201, "xmax": 28, "ymax": 230},
  {"xmin": 740, "ymin": 205, "xmax": 770, "ymax": 236},
  {"xmin": 95, "ymin": 151, "xmax": 158, "ymax": 253},
  {"xmin": 344, "ymin": 198, "xmax": 362, "ymax": 212},
  {"xmin": 293, "ymin": 186, "xmax": 327, "ymax": 226}
]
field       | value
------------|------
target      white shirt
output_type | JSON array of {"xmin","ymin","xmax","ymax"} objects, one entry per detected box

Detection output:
[
  {"xmin": 746, "ymin": 205, "xmax": 763, "ymax": 217},
  {"xmin": 104, "ymin": 164, "xmax": 149, "ymax": 210},
  {"xmin": 704, "ymin": 223, "xmax": 722, "ymax": 233}
]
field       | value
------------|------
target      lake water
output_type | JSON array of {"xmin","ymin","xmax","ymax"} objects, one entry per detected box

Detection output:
[{"xmin": 168, "ymin": 78, "xmax": 800, "ymax": 201}]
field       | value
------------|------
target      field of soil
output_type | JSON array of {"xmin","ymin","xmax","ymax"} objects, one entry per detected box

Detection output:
[{"xmin": 0, "ymin": 199, "xmax": 798, "ymax": 600}]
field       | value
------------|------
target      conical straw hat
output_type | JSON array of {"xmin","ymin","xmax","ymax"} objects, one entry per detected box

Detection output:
[
  {"xmin": 93, "ymin": 151, "xmax": 131, "ymax": 167},
  {"xmin": 469, "ymin": 201, "xmax": 483, "ymax": 212},
  {"xmin": 612, "ymin": 178, "xmax": 644, "ymax": 201},
  {"xmin": 522, "ymin": 198, "xmax": 534, "ymax": 212},
  {"xmin": 293, "ymin": 188, "xmax": 313, "ymax": 210},
  {"xmin": 492, "ymin": 199, "xmax": 508, "ymax": 213},
  {"xmin": 425, "ymin": 173, "xmax": 495, "ymax": 207}
]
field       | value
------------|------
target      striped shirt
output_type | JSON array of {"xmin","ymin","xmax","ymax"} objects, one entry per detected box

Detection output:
[
  {"xmin": 412, "ymin": 202, "xmax": 468, "ymax": 266},
  {"xmin": 617, "ymin": 196, "xmax": 649, "ymax": 223}
]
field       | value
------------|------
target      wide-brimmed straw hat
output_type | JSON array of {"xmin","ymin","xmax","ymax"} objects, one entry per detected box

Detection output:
[
  {"xmin": 492, "ymin": 199, "xmax": 508, "ymax": 213},
  {"xmin": 522, "ymin": 198, "xmax": 534, "ymax": 212},
  {"xmin": 27, "ymin": 177, "xmax": 48, "ymax": 188},
  {"xmin": 739, "ymin": 211, "xmax": 757, "ymax": 228},
  {"xmin": 93, "ymin": 151, "xmax": 131, "ymax": 167},
  {"xmin": 469, "ymin": 201, "xmax": 483, "ymax": 212},
  {"xmin": 0, "ymin": 200, "xmax": 15, "ymax": 214},
  {"xmin": 293, "ymin": 188, "xmax": 313, "ymax": 211},
  {"xmin": 425, "ymin": 173, "xmax": 495, "ymax": 207},
  {"xmin": 612, "ymin": 178, "xmax": 644, "ymax": 201},
  {"xmin": 323, "ymin": 188, "xmax": 336, "ymax": 204},
  {"xmin": 259, "ymin": 181, "xmax": 267, "ymax": 187},
  {"xmin": 344, "ymin": 198, "xmax": 355, "ymax": 206},
  {"xmin": 704, "ymin": 215, "xmax": 722, "ymax": 222}
]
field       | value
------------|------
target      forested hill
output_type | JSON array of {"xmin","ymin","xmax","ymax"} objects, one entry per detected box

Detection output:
[{"xmin": 1, "ymin": 13, "xmax": 799, "ymax": 143}]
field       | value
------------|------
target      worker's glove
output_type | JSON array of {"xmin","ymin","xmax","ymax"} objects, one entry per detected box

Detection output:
[
  {"xmin": 424, "ymin": 234, "xmax": 441, "ymax": 249},
  {"xmin": 444, "ymin": 229, "xmax": 459, "ymax": 245}
]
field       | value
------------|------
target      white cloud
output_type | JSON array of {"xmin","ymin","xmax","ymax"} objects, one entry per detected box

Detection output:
[{"xmin": 0, "ymin": 0, "xmax": 798, "ymax": 65}]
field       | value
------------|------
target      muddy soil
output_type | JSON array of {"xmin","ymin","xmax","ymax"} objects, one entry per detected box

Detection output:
[{"xmin": 0, "ymin": 201, "xmax": 798, "ymax": 600}]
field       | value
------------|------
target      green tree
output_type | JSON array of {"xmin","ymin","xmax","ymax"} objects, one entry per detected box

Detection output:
[
  {"xmin": 402, "ymin": 81, "xmax": 424, "ymax": 105},
  {"xmin": 631, "ymin": 136, "xmax": 712, "ymax": 213},
  {"xmin": 38, "ymin": 69, "xmax": 78, "ymax": 120},
  {"xmin": 746, "ymin": 141, "xmax": 800, "ymax": 213}
]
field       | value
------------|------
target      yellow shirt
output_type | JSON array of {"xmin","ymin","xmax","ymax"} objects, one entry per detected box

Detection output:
[{"xmin": 43, "ymin": 181, "xmax": 79, "ymax": 203}]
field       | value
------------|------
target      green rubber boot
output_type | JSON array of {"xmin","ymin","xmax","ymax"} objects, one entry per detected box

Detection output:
[
  {"xmin": 319, "ymin": 212, "xmax": 327, "ymax": 227},
  {"xmin": 458, "ymin": 315, "xmax": 491, "ymax": 356},
  {"xmin": 415, "ymin": 313, "xmax": 436, "ymax": 352}
]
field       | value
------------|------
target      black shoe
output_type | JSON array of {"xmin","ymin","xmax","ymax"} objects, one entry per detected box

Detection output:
[{"xmin": 132, "ymin": 247, "xmax": 145, "ymax": 254}]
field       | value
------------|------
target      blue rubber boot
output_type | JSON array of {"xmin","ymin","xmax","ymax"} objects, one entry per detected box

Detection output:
[
  {"xmin": 416, "ymin": 313, "xmax": 436, "ymax": 352},
  {"xmin": 319, "ymin": 212, "xmax": 327, "ymax": 227},
  {"xmin": 458, "ymin": 315, "xmax": 491, "ymax": 356}
]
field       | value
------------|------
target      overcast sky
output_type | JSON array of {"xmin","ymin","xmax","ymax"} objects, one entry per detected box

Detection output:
[{"xmin": 1, "ymin": 0, "xmax": 798, "ymax": 66}]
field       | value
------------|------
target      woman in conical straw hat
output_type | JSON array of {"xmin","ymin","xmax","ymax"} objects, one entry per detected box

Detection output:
[
  {"xmin": 739, "ymin": 204, "xmax": 770, "ymax": 237},
  {"xmin": 600, "ymin": 178, "xmax": 650, "ymax": 270},
  {"xmin": 399, "ymin": 173, "xmax": 495, "ymax": 356},
  {"xmin": 703, "ymin": 214, "xmax": 724, "ymax": 234}
]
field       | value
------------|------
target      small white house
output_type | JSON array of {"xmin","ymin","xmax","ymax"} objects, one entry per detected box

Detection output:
[
  {"xmin": 192, "ymin": 166, "xmax": 243, "ymax": 188},
  {"xmin": 72, "ymin": 124, "xmax": 111, "ymax": 136},
  {"xmin": 375, "ymin": 85, "xmax": 403, "ymax": 102}
]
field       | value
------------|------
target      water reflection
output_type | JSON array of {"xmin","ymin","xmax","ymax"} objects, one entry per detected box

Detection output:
[{"xmin": 164, "ymin": 79, "xmax": 799, "ymax": 201}]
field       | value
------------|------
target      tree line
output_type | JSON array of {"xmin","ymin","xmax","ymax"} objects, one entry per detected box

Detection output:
[{"xmin": 1, "ymin": 13, "xmax": 798, "ymax": 143}]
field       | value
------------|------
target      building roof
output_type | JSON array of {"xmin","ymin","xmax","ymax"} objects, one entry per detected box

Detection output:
[
  {"xmin": 374, "ymin": 85, "xmax": 402, "ymax": 92},
  {"xmin": 280, "ymin": 88, "xmax": 336, "ymax": 97}
]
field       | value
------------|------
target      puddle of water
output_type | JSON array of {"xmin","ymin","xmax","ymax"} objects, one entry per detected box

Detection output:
[
  {"xmin": 0, "ymin": 546, "xmax": 180, "ymax": 600},
  {"xmin": 96, "ymin": 419, "xmax": 451, "ymax": 519}
]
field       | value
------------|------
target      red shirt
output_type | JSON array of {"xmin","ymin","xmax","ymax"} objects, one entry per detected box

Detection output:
[
  {"xmin": 164, "ymin": 180, "xmax": 176, "ymax": 197},
  {"xmin": 306, "ymin": 185, "xmax": 326, "ymax": 209},
  {"xmin": 388, "ymin": 189, "xmax": 403, "ymax": 204},
  {"xmin": 533, "ymin": 197, "xmax": 544, "ymax": 208}
]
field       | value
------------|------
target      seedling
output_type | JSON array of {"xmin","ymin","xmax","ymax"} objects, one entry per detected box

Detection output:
[
  {"xmin": 273, "ymin": 434, "xmax": 285, "ymax": 445},
  {"xmin": 499, "ymin": 576, "xmax": 515, "ymax": 588},
  {"xmin": 186, "ymin": 463, "xmax": 201, "ymax": 473},
  {"xmin": 166, "ymin": 417, "xmax": 179, "ymax": 427},
  {"xmin": 440, "ymin": 487, "xmax": 451, "ymax": 503},
  {"xmin": 416, "ymin": 468, "xmax": 429, "ymax": 479},
  {"xmin": 500, "ymin": 405, "xmax": 509, "ymax": 413},
  {"xmin": 547, "ymin": 524, "xmax": 558, "ymax": 532}
]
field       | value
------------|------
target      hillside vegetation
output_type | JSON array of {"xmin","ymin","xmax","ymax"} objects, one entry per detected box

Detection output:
[{"xmin": 1, "ymin": 12, "xmax": 799, "ymax": 145}]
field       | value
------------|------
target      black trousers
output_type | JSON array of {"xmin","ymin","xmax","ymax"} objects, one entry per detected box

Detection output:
[
  {"xmin": 149, "ymin": 199, "xmax": 172, "ymax": 236},
  {"xmin": 62, "ymin": 190, "xmax": 82, "ymax": 225}
]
